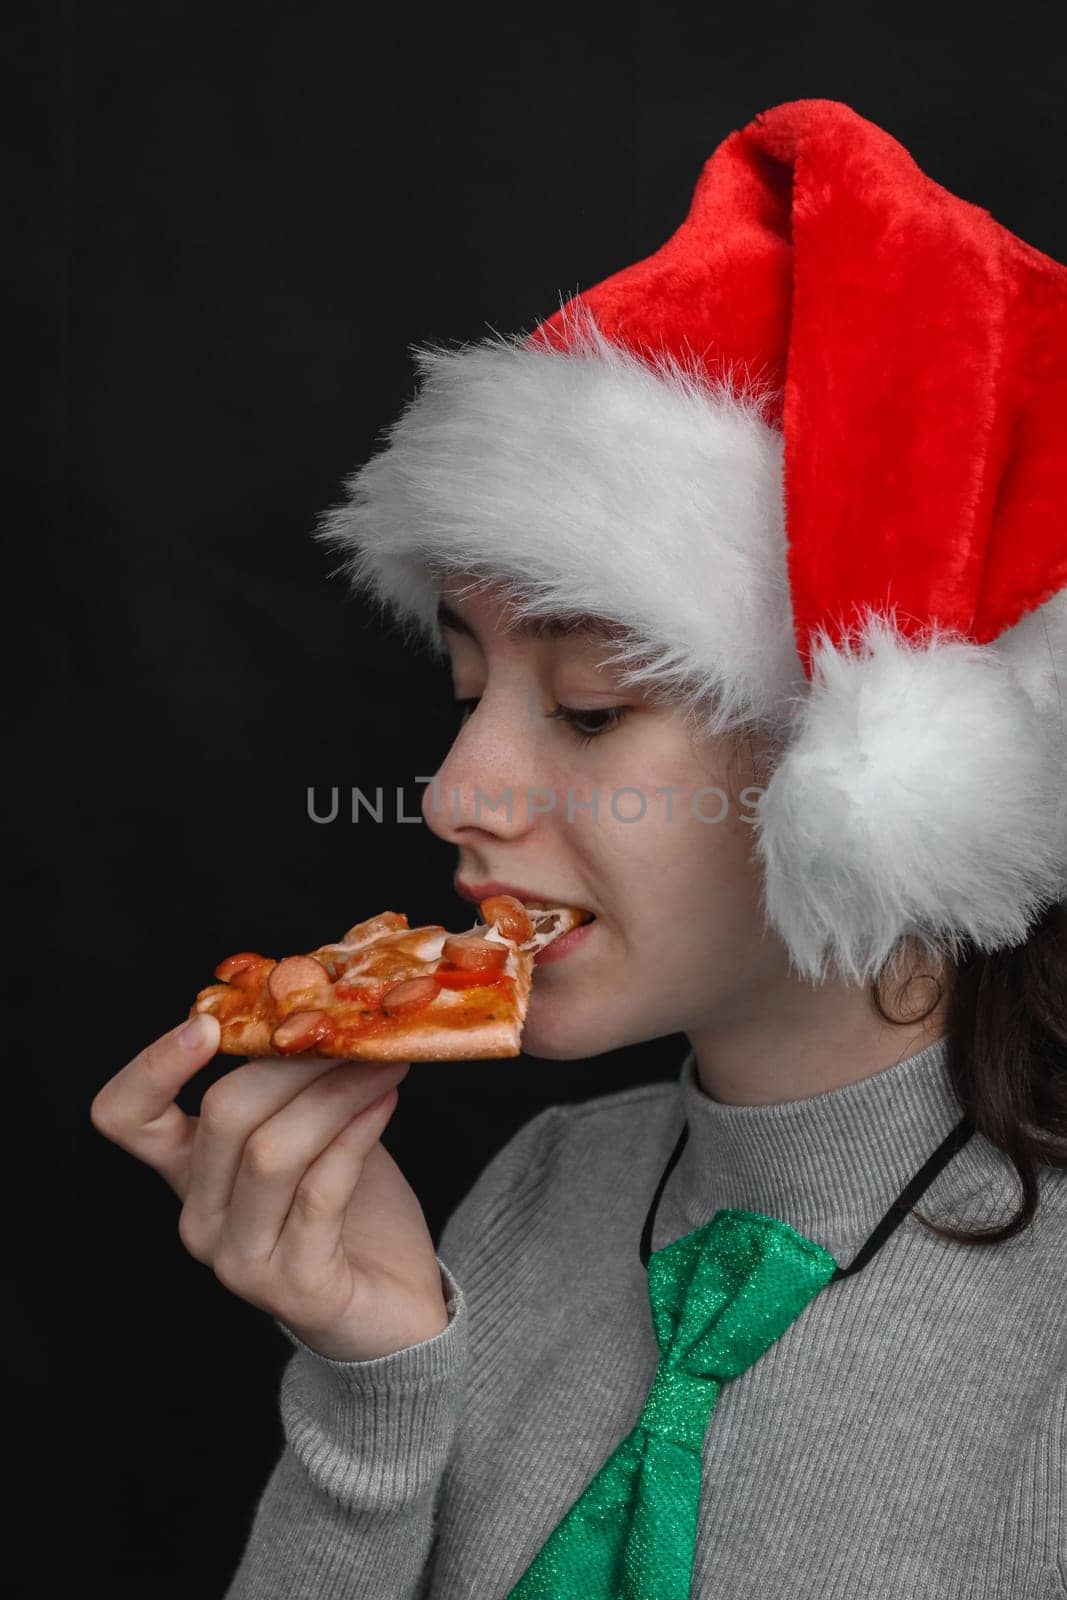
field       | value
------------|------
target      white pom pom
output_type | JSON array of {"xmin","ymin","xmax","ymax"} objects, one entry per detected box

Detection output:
[{"xmin": 754, "ymin": 611, "xmax": 1066, "ymax": 987}]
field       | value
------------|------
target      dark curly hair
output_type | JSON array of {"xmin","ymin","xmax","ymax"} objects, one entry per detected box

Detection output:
[{"xmin": 874, "ymin": 899, "xmax": 1067, "ymax": 1245}]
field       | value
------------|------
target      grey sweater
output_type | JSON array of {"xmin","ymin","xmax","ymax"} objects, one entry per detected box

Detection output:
[{"xmin": 223, "ymin": 1038, "xmax": 1066, "ymax": 1598}]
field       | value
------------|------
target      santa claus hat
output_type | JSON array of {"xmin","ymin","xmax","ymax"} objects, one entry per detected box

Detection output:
[{"xmin": 315, "ymin": 97, "xmax": 1067, "ymax": 988}]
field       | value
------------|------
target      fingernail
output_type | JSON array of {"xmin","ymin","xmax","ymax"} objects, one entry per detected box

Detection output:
[{"xmin": 178, "ymin": 1014, "xmax": 215, "ymax": 1052}]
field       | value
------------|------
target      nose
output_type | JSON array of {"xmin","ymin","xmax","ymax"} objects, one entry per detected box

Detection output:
[{"xmin": 422, "ymin": 689, "xmax": 541, "ymax": 845}]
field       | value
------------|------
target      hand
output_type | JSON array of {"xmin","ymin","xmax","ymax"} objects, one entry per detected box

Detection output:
[{"xmin": 90, "ymin": 1014, "xmax": 450, "ymax": 1362}]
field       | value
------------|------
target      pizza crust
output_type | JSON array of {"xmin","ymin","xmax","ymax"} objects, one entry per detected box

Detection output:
[{"xmin": 315, "ymin": 1011, "xmax": 523, "ymax": 1061}]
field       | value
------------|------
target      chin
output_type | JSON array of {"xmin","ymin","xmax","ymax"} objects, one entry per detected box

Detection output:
[
  {"xmin": 519, "ymin": 1022, "xmax": 591, "ymax": 1061},
  {"xmin": 519, "ymin": 1042, "xmax": 587, "ymax": 1061},
  {"xmin": 520, "ymin": 1000, "xmax": 634, "ymax": 1061},
  {"xmin": 522, "ymin": 992, "xmax": 688, "ymax": 1059}
]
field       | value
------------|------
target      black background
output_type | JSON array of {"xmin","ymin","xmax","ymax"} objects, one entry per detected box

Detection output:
[{"xmin": 11, "ymin": 2, "xmax": 1067, "ymax": 1595}]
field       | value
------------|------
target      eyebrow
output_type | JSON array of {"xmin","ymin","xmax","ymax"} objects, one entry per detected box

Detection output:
[{"xmin": 436, "ymin": 596, "xmax": 619, "ymax": 643}]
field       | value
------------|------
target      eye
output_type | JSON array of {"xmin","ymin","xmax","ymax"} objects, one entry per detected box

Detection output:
[
  {"xmin": 547, "ymin": 702, "xmax": 630, "ymax": 745},
  {"xmin": 453, "ymin": 697, "xmax": 630, "ymax": 746}
]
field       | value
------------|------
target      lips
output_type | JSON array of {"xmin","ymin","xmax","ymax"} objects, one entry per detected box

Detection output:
[
  {"xmin": 532, "ymin": 917, "xmax": 598, "ymax": 965},
  {"xmin": 454, "ymin": 879, "xmax": 596, "ymax": 924}
]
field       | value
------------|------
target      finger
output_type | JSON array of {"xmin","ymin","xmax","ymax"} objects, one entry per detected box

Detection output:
[
  {"xmin": 216, "ymin": 1061, "xmax": 408, "ymax": 1264},
  {"xmin": 183, "ymin": 1053, "xmax": 367, "ymax": 1226},
  {"xmin": 271, "ymin": 1089, "xmax": 400, "ymax": 1290},
  {"xmin": 89, "ymin": 1014, "xmax": 221, "ymax": 1196}
]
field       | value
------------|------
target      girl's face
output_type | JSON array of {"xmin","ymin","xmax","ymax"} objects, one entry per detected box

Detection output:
[{"xmin": 422, "ymin": 578, "xmax": 790, "ymax": 1060}]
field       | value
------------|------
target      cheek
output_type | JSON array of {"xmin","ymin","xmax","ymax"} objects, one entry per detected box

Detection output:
[
  {"xmin": 545, "ymin": 720, "xmax": 764, "ymax": 910},
  {"xmin": 595, "ymin": 763, "xmax": 755, "ymax": 873},
  {"xmin": 598, "ymin": 771, "xmax": 766, "ymax": 947}
]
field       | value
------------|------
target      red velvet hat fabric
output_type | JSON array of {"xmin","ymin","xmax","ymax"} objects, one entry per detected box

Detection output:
[{"xmin": 529, "ymin": 98, "xmax": 1067, "ymax": 676}]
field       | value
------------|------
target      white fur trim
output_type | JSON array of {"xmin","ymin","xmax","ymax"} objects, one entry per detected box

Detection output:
[
  {"xmin": 314, "ymin": 308, "xmax": 805, "ymax": 738},
  {"xmin": 755, "ymin": 604, "xmax": 1067, "ymax": 987}
]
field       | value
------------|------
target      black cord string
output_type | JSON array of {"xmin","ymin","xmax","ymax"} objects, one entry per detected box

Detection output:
[
  {"xmin": 639, "ymin": 1120, "xmax": 690, "ymax": 1268},
  {"xmin": 639, "ymin": 1109, "xmax": 977, "ymax": 1276},
  {"xmin": 827, "ymin": 1111, "xmax": 976, "ymax": 1279}
]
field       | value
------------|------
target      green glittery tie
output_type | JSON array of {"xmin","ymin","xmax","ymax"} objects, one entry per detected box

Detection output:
[{"xmin": 504, "ymin": 1208, "xmax": 839, "ymax": 1600}]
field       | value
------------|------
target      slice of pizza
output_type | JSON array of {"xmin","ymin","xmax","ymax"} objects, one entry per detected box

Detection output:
[{"xmin": 189, "ymin": 895, "xmax": 591, "ymax": 1061}]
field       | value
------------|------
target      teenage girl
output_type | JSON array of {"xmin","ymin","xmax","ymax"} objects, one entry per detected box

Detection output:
[{"xmin": 90, "ymin": 97, "xmax": 1067, "ymax": 1599}]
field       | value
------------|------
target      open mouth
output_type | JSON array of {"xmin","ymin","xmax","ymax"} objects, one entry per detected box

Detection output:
[{"xmin": 524, "ymin": 898, "xmax": 596, "ymax": 926}]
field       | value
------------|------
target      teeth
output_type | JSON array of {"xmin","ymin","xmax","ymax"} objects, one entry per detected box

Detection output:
[{"xmin": 522, "ymin": 898, "xmax": 595, "ymax": 923}]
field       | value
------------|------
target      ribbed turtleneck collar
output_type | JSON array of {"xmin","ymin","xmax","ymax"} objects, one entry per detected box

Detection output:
[{"xmin": 668, "ymin": 1034, "xmax": 991, "ymax": 1241}]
